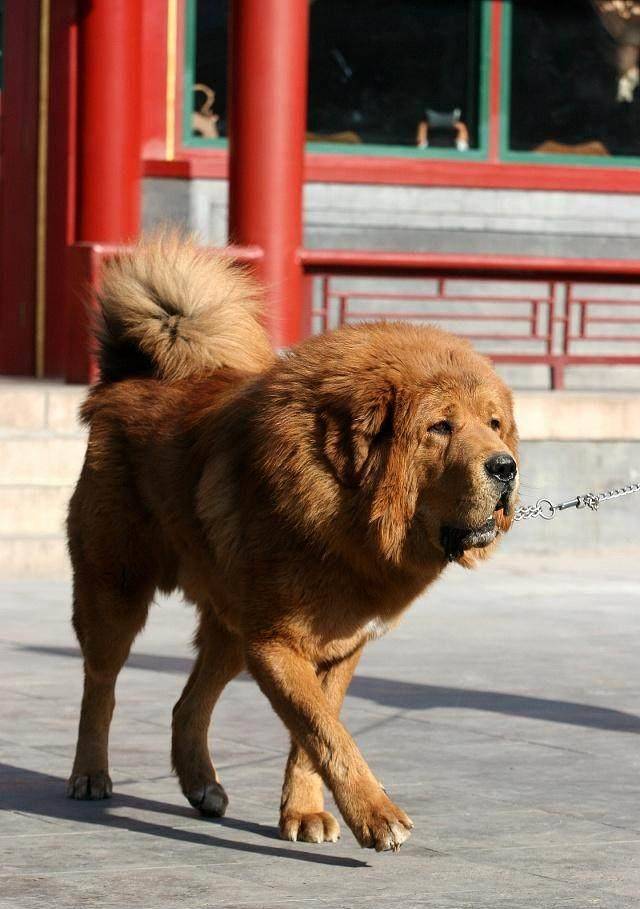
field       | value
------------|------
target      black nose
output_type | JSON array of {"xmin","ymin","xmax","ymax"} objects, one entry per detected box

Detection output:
[{"xmin": 485, "ymin": 453, "xmax": 517, "ymax": 484}]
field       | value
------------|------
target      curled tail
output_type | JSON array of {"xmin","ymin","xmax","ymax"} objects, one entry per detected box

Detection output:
[{"xmin": 95, "ymin": 232, "xmax": 274, "ymax": 383}]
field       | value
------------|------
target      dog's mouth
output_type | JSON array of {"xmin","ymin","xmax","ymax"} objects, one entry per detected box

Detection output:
[
  {"xmin": 495, "ymin": 488, "xmax": 513, "ymax": 517},
  {"xmin": 440, "ymin": 517, "xmax": 497, "ymax": 562}
]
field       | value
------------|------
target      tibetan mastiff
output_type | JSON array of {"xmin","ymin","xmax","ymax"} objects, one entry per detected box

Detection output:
[{"xmin": 66, "ymin": 234, "xmax": 519, "ymax": 852}]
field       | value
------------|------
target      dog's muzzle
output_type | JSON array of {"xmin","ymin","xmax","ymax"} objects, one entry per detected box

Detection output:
[{"xmin": 440, "ymin": 517, "xmax": 497, "ymax": 562}]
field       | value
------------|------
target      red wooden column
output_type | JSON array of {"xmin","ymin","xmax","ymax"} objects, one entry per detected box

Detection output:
[
  {"xmin": 227, "ymin": 0, "xmax": 309, "ymax": 348},
  {"xmin": 0, "ymin": 1, "xmax": 40, "ymax": 375},
  {"xmin": 76, "ymin": 0, "xmax": 142, "ymax": 242},
  {"xmin": 66, "ymin": 0, "xmax": 142, "ymax": 382}
]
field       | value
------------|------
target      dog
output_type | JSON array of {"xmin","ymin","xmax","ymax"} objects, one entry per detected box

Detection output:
[{"xmin": 66, "ymin": 234, "xmax": 519, "ymax": 852}]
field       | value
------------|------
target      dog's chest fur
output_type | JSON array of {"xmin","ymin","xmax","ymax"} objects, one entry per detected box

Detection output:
[{"xmin": 361, "ymin": 617, "xmax": 392, "ymax": 641}]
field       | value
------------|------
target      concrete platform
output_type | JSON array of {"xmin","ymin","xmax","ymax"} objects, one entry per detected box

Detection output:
[{"xmin": 1, "ymin": 551, "xmax": 639, "ymax": 908}]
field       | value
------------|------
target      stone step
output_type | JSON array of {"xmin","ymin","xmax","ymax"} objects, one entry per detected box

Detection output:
[
  {"xmin": 2, "ymin": 381, "xmax": 640, "ymax": 439},
  {"xmin": 0, "ymin": 537, "xmax": 71, "ymax": 580},
  {"xmin": 0, "ymin": 487, "xmax": 73, "ymax": 535},
  {"xmin": 0, "ymin": 380, "xmax": 86, "ymax": 434},
  {"xmin": 514, "ymin": 391, "xmax": 640, "ymax": 441},
  {"xmin": 0, "ymin": 437, "xmax": 86, "ymax": 485}
]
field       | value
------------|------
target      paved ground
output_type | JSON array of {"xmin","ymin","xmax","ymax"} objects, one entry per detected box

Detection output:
[{"xmin": 1, "ymin": 551, "xmax": 640, "ymax": 908}]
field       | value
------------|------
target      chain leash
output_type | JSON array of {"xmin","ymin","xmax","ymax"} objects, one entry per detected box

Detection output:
[{"xmin": 513, "ymin": 481, "xmax": 640, "ymax": 522}]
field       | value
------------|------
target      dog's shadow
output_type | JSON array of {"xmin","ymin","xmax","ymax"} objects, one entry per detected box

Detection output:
[
  {"xmin": 0, "ymin": 763, "xmax": 367, "ymax": 868},
  {"xmin": 21, "ymin": 644, "xmax": 640, "ymax": 735},
  {"xmin": 7, "ymin": 645, "xmax": 640, "ymax": 870}
]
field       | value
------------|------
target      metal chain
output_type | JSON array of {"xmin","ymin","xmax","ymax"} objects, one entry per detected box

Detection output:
[{"xmin": 513, "ymin": 480, "xmax": 640, "ymax": 522}]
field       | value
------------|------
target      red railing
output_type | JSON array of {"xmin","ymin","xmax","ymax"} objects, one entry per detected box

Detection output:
[
  {"xmin": 301, "ymin": 250, "xmax": 640, "ymax": 390},
  {"xmin": 67, "ymin": 244, "xmax": 640, "ymax": 389}
]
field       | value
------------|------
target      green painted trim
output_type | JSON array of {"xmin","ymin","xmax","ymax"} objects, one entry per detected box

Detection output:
[
  {"xmin": 186, "ymin": 135, "xmax": 229, "ymax": 150},
  {"xmin": 477, "ymin": 0, "xmax": 491, "ymax": 157},
  {"xmin": 500, "ymin": 0, "xmax": 640, "ymax": 168},
  {"xmin": 501, "ymin": 150, "xmax": 640, "ymax": 168},
  {"xmin": 304, "ymin": 143, "xmax": 486, "ymax": 160},
  {"xmin": 182, "ymin": 0, "xmax": 196, "ymax": 148},
  {"xmin": 181, "ymin": 0, "xmax": 492, "ymax": 161},
  {"xmin": 183, "ymin": 0, "xmax": 227, "ymax": 150}
]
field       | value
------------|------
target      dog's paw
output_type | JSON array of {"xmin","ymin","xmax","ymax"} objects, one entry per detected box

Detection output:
[
  {"xmin": 350, "ymin": 797, "xmax": 413, "ymax": 852},
  {"xmin": 186, "ymin": 781, "xmax": 229, "ymax": 817},
  {"xmin": 280, "ymin": 810, "xmax": 340, "ymax": 844},
  {"xmin": 67, "ymin": 771, "xmax": 112, "ymax": 800}
]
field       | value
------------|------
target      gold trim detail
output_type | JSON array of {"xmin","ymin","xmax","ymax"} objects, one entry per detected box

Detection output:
[
  {"xmin": 35, "ymin": 0, "xmax": 51, "ymax": 378},
  {"xmin": 166, "ymin": 0, "xmax": 178, "ymax": 160}
]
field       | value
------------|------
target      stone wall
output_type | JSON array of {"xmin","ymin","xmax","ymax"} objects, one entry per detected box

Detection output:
[
  {"xmin": 143, "ymin": 178, "xmax": 640, "ymax": 259},
  {"xmin": 1, "ymin": 382, "xmax": 638, "ymax": 577}
]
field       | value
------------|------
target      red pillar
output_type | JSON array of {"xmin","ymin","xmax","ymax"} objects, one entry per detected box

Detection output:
[
  {"xmin": 227, "ymin": 0, "xmax": 309, "ymax": 348},
  {"xmin": 76, "ymin": 0, "xmax": 142, "ymax": 242},
  {"xmin": 0, "ymin": 0, "xmax": 40, "ymax": 375}
]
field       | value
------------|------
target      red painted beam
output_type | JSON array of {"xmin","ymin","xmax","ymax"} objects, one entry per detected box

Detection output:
[
  {"xmin": 142, "ymin": 153, "xmax": 640, "ymax": 195},
  {"xmin": 300, "ymin": 249, "xmax": 640, "ymax": 282},
  {"xmin": 227, "ymin": 0, "xmax": 309, "ymax": 347},
  {"xmin": 0, "ymin": 0, "xmax": 40, "ymax": 375}
]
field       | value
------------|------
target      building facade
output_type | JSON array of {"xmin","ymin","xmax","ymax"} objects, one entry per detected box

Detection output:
[{"xmin": 2, "ymin": 0, "xmax": 640, "ymax": 385}]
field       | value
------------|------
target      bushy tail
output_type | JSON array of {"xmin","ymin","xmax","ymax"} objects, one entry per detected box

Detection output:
[{"xmin": 94, "ymin": 232, "xmax": 274, "ymax": 383}]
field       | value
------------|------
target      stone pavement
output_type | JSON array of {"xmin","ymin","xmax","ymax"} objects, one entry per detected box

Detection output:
[{"xmin": 1, "ymin": 551, "xmax": 640, "ymax": 908}]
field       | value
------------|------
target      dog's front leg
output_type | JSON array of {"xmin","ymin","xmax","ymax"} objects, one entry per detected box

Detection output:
[
  {"xmin": 279, "ymin": 646, "xmax": 363, "ymax": 844},
  {"xmin": 246, "ymin": 639, "xmax": 412, "ymax": 852}
]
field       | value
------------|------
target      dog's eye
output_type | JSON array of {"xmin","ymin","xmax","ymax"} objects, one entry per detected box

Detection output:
[
  {"xmin": 428, "ymin": 420, "xmax": 453, "ymax": 436},
  {"xmin": 490, "ymin": 418, "xmax": 501, "ymax": 432}
]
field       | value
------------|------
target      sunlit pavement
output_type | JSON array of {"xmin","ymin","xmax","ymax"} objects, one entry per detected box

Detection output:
[{"xmin": 2, "ymin": 550, "xmax": 640, "ymax": 909}]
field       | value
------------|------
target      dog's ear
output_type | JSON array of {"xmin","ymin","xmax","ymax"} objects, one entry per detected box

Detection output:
[
  {"xmin": 368, "ymin": 396, "xmax": 420, "ymax": 564},
  {"xmin": 320, "ymin": 385, "xmax": 420, "ymax": 563},
  {"xmin": 320, "ymin": 387, "xmax": 393, "ymax": 487}
]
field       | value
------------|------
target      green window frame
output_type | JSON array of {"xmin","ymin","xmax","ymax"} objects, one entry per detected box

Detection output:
[
  {"xmin": 183, "ymin": 0, "xmax": 640, "ymax": 169},
  {"xmin": 500, "ymin": 0, "xmax": 640, "ymax": 169},
  {"xmin": 182, "ymin": 0, "xmax": 227, "ymax": 151},
  {"xmin": 182, "ymin": 0, "xmax": 492, "ymax": 160}
]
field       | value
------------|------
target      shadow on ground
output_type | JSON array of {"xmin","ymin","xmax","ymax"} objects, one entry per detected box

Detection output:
[
  {"xmin": 18, "ymin": 644, "xmax": 640, "ymax": 734},
  {"xmin": 0, "ymin": 764, "xmax": 368, "ymax": 868}
]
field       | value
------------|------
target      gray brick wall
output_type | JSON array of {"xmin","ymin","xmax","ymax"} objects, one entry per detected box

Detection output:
[{"xmin": 143, "ymin": 177, "xmax": 640, "ymax": 258}]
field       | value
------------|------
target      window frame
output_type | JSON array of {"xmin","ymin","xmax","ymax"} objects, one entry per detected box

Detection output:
[
  {"xmin": 499, "ymin": 1, "xmax": 640, "ymax": 169},
  {"xmin": 182, "ymin": 0, "xmax": 493, "ymax": 161},
  {"xmin": 141, "ymin": 0, "xmax": 640, "ymax": 193},
  {"xmin": 182, "ymin": 0, "xmax": 227, "ymax": 151}
]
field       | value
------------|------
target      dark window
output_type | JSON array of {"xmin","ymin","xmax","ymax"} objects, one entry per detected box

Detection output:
[
  {"xmin": 509, "ymin": 0, "xmax": 640, "ymax": 158},
  {"xmin": 191, "ymin": 0, "xmax": 228, "ymax": 139},
  {"xmin": 189, "ymin": 0, "xmax": 484, "ymax": 151},
  {"xmin": 307, "ymin": 0, "xmax": 483, "ymax": 149}
]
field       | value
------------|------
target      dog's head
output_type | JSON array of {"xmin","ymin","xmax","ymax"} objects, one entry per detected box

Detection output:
[{"xmin": 313, "ymin": 323, "xmax": 519, "ymax": 567}]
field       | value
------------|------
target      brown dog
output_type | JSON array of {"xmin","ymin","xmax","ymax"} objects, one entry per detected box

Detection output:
[{"xmin": 66, "ymin": 234, "xmax": 519, "ymax": 852}]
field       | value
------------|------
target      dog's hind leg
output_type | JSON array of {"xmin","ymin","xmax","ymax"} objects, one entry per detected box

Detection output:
[
  {"xmin": 279, "ymin": 646, "xmax": 363, "ymax": 843},
  {"xmin": 172, "ymin": 608, "xmax": 244, "ymax": 817},
  {"xmin": 67, "ymin": 577, "xmax": 154, "ymax": 800}
]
